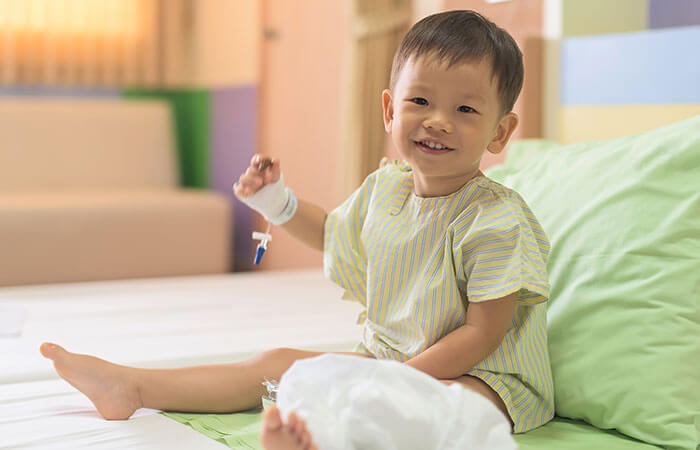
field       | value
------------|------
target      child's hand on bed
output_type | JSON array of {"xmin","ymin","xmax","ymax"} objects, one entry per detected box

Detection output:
[{"xmin": 233, "ymin": 154, "xmax": 281, "ymax": 199}]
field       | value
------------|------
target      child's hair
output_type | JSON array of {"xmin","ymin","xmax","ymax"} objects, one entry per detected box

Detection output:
[{"xmin": 390, "ymin": 10, "xmax": 524, "ymax": 114}]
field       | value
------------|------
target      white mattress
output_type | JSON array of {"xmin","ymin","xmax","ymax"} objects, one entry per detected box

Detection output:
[{"xmin": 0, "ymin": 269, "xmax": 363, "ymax": 449}]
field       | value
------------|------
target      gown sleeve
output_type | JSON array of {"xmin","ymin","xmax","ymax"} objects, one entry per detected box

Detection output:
[
  {"xmin": 323, "ymin": 170, "xmax": 379, "ymax": 307},
  {"xmin": 454, "ymin": 191, "xmax": 550, "ymax": 305}
]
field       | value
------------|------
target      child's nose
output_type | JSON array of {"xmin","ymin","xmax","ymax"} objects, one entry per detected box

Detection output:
[{"xmin": 422, "ymin": 115, "xmax": 453, "ymax": 133}]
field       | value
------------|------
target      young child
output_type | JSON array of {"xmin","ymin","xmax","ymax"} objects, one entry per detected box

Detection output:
[{"xmin": 40, "ymin": 10, "xmax": 553, "ymax": 449}]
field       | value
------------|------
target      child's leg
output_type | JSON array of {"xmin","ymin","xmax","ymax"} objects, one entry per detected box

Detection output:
[
  {"xmin": 39, "ymin": 342, "xmax": 368, "ymax": 420},
  {"xmin": 440, "ymin": 375, "xmax": 513, "ymax": 429}
]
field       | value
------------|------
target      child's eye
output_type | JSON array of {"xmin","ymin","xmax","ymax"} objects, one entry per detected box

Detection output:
[
  {"xmin": 458, "ymin": 105, "xmax": 476, "ymax": 113},
  {"xmin": 410, "ymin": 97, "xmax": 428, "ymax": 106}
]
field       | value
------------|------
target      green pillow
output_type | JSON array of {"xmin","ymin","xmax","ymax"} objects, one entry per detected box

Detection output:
[
  {"xmin": 485, "ymin": 138, "xmax": 561, "ymax": 181},
  {"xmin": 487, "ymin": 116, "xmax": 700, "ymax": 450}
]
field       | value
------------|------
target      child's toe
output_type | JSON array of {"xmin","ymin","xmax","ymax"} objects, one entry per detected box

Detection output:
[
  {"xmin": 39, "ymin": 342, "xmax": 66, "ymax": 361},
  {"xmin": 263, "ymin": 406, "xmax": 283, "ymax": 432}
]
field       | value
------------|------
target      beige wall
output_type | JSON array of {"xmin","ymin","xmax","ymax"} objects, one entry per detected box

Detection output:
[
  {"xmin": 190, "ymin": 0, "xmax": 261, "ymax": 87},
  {"xmin": 256, "ymin": 0, "xmax": 351, "ymax": 271},
  {"xmin": 160, "ymin": 0, "xmax": 260, "ymax": 87}
]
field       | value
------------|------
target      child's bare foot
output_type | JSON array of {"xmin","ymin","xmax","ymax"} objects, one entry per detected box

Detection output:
[
  {"xmin": 260, "ymin": 405, "xmax": 318, "ymax": 450},
  {"xmin": 39, "ymin": 342, "xmax": 142, "ymax": 420}
]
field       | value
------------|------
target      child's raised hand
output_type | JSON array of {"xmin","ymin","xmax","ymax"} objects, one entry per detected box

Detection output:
[
  {"xmin": 233, "ymin": 154, "xmax": 281, "ymax": 199},
  {"xmin": 233, "ymin": 154, "xmax": 296, "ymax": 225}
]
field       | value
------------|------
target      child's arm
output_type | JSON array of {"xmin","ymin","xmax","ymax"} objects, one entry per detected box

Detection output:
[
  {"xmin": 234, "ymin": 154, "xmax": 327, "ymax": 251},
  {"xmin": 404, "ymin": 292, "xmax": 518, "ymax": 379},
  {"xmin": 277, "ymin": 198, "xmax": 326, "ymax": 251}
]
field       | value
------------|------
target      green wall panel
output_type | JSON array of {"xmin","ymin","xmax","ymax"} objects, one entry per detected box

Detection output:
[{"xmin": 123, "ymin": 89, "xmax": 211, "ymax": 188}]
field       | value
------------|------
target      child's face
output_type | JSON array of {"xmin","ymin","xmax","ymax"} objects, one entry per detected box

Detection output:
[{"xmin": 382, "ymin": 55, "xmax": 518, "ymax": 196}]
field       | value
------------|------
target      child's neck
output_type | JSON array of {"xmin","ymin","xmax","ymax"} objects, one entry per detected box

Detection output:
[{"xmin": 412, "ymin": 170, "xmax": 484, "ymax": 198}]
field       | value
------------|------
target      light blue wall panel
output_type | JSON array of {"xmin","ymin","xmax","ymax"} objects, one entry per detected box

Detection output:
[{"xmin": 561, "ymin": 26, "xmax": 700, "ymax": 105}]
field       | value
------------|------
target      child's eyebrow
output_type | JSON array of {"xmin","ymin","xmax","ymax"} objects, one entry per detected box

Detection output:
[{"xmin": 459, "ymin": 93, "xmax": 486, "ymax": 103}]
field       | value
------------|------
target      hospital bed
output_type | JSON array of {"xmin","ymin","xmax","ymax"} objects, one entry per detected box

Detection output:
[{"xmin": 0, "ymin": 265, "xmax": 674, "ymax": 450}]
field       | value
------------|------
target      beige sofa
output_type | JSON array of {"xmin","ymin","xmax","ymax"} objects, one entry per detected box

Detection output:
[{"xmin": 0, "ymin": 98, "xmax": 231, "ymax": 286}]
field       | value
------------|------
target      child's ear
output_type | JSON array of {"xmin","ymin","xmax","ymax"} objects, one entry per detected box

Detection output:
[
  {"xmin": 487, "ymin": 112, "xmax": 519, "ymax": 154},
  {"xmin": 382, "ymin": 89, "xmax": 394, "ymax": 133}
]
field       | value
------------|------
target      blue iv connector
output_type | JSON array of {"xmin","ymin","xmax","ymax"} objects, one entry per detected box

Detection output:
[
  {"xmin": 252, "ymin": 231, "xmax": 271, "ymax": 265},
  {"xmin": 254, "ymin": 244, "xmax": 266, "ymax": 265}
]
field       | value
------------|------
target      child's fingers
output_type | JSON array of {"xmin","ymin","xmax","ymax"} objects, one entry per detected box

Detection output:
[
  {"xmin": 239, "ymin": 171, "xmax": 263, "ymax": 190},
  {"xmin": 240, "ymin": 180, "xmax": 263, "ymax": 197},
  {"xmin": 233, "ymin": 170, "xmax": 263, "ymax": 197},
  {"xmin": 243, "ymin": 166, "xmax": 263, "ymax": 179},
  {"xmin": 233, "ymin": 155, "xmax": 280, "ymax": 198},
  {"xmin": 263, "ymin": 158, "xmax": 282, "ymax": 185},
  {"xmin": 250, "ymin": 154, "xmax": 274, "ymax": 174},
  {"xmin": 233, "ymin": 181, "xmax": 254, "ymax": 198}
]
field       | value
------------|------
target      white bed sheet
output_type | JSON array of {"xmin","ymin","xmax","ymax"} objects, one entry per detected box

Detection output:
[
  {"xmin": 0, "ymin": 379, "xmax": 225, "ymax": 449},
  {"xmin": 0, "ymin": 269, "xmax": 363, "ymax": 449}
]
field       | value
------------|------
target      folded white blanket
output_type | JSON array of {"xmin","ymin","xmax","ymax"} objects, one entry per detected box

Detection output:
[{"xmin": 277, "ymin": 354, "xmax": 517, "ymax": 450}]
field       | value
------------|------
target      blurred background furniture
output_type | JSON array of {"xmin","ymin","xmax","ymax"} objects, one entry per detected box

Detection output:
[{"xmin": 0, "ymin": 98, "xmax": 231, "ymax": 286}]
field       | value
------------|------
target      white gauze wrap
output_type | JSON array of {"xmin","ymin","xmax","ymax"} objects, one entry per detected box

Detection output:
[
  {"xmin": 239, "ymin": 175, "xmax": 298, "ymax": 225},
  {"xmin": 276, "ymin": 354, "xmax": 517, "ymax": 450}
]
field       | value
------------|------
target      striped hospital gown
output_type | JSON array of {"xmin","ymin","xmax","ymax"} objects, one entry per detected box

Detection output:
[{"xmin": 323, "ymin": 159, "xmax": 554, "ymax": 433}]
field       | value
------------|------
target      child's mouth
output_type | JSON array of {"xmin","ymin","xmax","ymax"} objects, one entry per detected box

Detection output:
[{"xmin": 415, "ymin": 140, "xmax": 453, "ymax": 154}]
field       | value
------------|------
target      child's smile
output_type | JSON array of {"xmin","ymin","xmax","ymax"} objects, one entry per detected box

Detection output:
[
  {"xmin": 415, "ymin": 138, "xmax": 454, "ymax": 154},
  {"xmin": 382, "ymin": 55, "xmax": 518, "ymax": 198}
]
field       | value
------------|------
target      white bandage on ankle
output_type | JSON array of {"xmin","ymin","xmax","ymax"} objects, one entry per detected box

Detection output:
[{"xmin": 239, "ymin": 175, "xmax": 298, "ymax": 225}]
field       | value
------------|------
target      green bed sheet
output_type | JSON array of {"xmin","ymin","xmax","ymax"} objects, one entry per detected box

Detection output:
[{"xmin": 163, "ymin": 411, "xmax": 661, "ymax": 449}]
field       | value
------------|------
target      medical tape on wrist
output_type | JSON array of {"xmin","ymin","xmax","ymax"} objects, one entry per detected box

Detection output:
[{"xmin": 240, "ymin": 175, "xmax": 298, "ymax": 225}]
